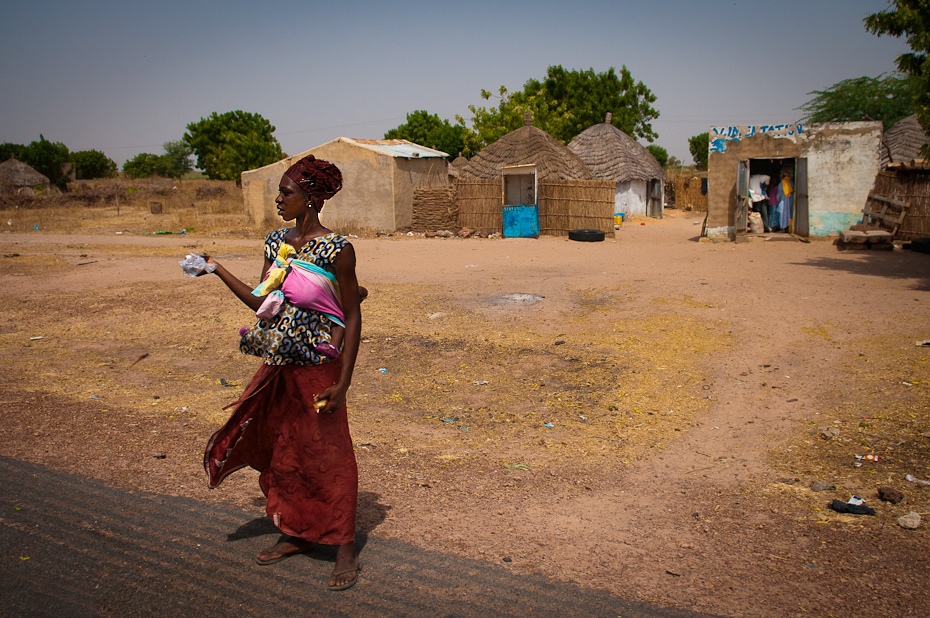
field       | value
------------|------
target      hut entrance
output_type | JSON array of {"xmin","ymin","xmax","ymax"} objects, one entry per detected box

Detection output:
[
  {"xmin": 737, "ymin": 157, "xmax": 807, "ymax": 237},
  {"xmin": 503, "ymin": 164, "xmax": 537, "ymax": 206},
  {"xmin": 647, "ymin": 179, "xmax": 663, "ymax": 218}
]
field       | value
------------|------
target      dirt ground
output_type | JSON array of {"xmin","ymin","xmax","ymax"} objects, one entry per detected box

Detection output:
[{"xmin": 1, "ymin": 208, "xmax": 929, "ymax": 617}]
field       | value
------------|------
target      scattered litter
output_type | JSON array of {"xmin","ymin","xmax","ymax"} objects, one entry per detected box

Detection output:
[
  {"xmin": 427, "ymin": 312, "xmax": 446, "ymax": 320},
  {"xmin": 378, "ymin": 368, "xmax": 388, "ymax": 373},
  {"xmin": 897, "ymin": 511, "xmax": 921, "ymax": 529},
  {"xmin": 905, "ymin": 474, "xmax": 930, "ymax": 487},
  {"xmin": 503, "ymin": 557, "xmax": 512, "ymax": 563},
  {"xmin": 473, "ymin": 380, "xmax": 489, "ymax": 386},
  {"xmin": 554, "ymin": 340, "xmax": 565, "ymax": 346},
  {"xmin": 503, "ymin": 463, "xmax": 530, "ymax": 470},
  {"xmin": 459, "ymin": 426, "xmax": 469, "ymax": 431},
  {"xmin": 89, "ymin": 396, "xmax": 99, "ymax": 401},
  {"xmin": 820, "ymin": 427, "xmax": 840, "ymax": 440},
  {"xmin": 878, "ymin": 487, "xmax": 904, "ymax": 504},
  {"xmin": 33, "ymin": 225, "xmax": 39, "ymax": 231},
  {"xmin": 916, "ymin": 340, "xmax": 930, "ymax": 347},
  {"xmin": 775, "ymin": 477, "xmax": 799, "ymax": 485},
  {"xmin": 218, "ymin": 378, "xmax": 239, "ymax": 387},
  {"xmin": 354, "ymin": 441, "xmax": 377, "ymax": 448},
  {"xmin": 829, "ymin": 496, "xmax": 876, "ymax": 516},
  {"xmin": 855, "ymin": 453, "xmax": 880, "ymax": 463},
  {"xmin": 810, "ymin": 481, "xmax": 835, "ymax": 492},
  {"xmin": 902, "ymin": 381, "xmax": 913, "ymax": 387},
  {"xmin": 544, "ymin": 422, "xmax": 555, "ymax": 428},
  {"xmin": 786, "ymin": 398, "xmax": 798, "ymax": 403},
  {"xmin": 115, "ymin": 231, "xmax": 123, "ymax": 235},
  {"xmin": 29, "ymin": 336, "xmax": 44, "ymax": 341},
  {"xmin": 440, "ymin": 417, "xmax": 459, "ymax": 423},
  {"xmin": 153, "ymin": 453, "xmax": 167, "ymax": 459},
  {"xmin": 77, "ymin": 260, "xmax": 98, "ymax": 266}
]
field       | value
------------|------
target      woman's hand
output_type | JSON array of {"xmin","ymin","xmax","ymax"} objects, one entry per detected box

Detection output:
[{"xmin": 315, "ymin": 382, "xmax": 348, "ymax": 414}]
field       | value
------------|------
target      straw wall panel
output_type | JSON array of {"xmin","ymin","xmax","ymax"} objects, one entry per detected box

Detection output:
[
  {"xmin": 538, "ymin": 179, "xmax": 615, "ymax": 238},
  {"xmin": 455, "ymin": 179, "xmax": 502, "ymax": 234}
]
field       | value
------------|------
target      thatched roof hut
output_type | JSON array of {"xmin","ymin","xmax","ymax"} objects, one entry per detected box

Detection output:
[
  {"xmin": 567, "ymin": 113, "xmax": 665, "ymax": 218},
  {"xmin": 881, "ymin": 115, "xmax": 929, "ymax": 169},
  {"xmin": 459, "ymin": 114, "xmax": 592, "ymax": 180},
  {"xmin": 568, "ymin": 113, "xmax": 666, "ymax": 182},
  {"xmin": 0, "ymin": 157, "xmax": 50, "ymax": 192},
  {"xmin": 448, "ymin": 155, "xmax": 468, "ymax": 180}
]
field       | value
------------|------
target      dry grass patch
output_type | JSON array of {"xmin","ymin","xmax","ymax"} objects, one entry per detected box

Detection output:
[{"xmin": 350, "ymin": 283, "xmax": 726, "ymax": 470}]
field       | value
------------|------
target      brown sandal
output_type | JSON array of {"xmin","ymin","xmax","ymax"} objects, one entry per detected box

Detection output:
[{"xmin": 328, "ymin": 564, "xmax": 362, "ymax": 591}]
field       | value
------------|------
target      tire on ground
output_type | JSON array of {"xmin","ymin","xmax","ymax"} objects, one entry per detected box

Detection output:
[{"xmin": 568, "ymin": 229, "xmax": 605, "ymax": 242}]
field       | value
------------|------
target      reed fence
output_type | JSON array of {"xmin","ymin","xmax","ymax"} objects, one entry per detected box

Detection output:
[
  {"xmin": 667, "ymin": 173, "xmax": 707, "ymax": 211},
  {"xmin": 454, "ymin": 178, "xmax": 614, "ymax": 237},
  {"xmin": 455, "ymin": 179, "xmax": 502, "ymax": 234},
  {"xmin": 869, "ymin": 169, "xmax": 930, "ymax": 240},
  {"xmin": 538, "ymin": 179, "xmax": 615, "ymax": 237}
]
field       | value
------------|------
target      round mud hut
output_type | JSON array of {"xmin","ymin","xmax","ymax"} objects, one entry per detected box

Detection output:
[
  {"xmin": 0, "ymin": 157, "xmax": 50, "ymax": 195},
  {"xmin": 568, "ymin": 112, "xmax": 666, "ymax": 218}
]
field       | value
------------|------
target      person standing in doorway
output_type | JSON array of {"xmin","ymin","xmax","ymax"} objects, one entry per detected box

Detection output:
[{"xmin": 748, "ymin": 173, "xmax": 771, "ymax": 233}]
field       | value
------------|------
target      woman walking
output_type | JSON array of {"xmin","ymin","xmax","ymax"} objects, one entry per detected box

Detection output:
[{"xmin": 202, "ymin": 154, "xmax": 362, "ymax": 591}]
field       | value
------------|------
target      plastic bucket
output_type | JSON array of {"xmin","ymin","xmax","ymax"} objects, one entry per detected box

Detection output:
[{"xmin": 614, "ymin": 213, "xmax": 625, "ymax": 226}]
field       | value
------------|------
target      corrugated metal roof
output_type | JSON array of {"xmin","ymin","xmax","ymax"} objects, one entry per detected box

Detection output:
[{"xmin": 347, "ymin": 138, "xmax": 448, "ymax": 159}]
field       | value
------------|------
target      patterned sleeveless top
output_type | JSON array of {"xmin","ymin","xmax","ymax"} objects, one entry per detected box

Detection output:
[{"xmin": 239, "ymin": 229, "xmax": 349, "ymax": 365}]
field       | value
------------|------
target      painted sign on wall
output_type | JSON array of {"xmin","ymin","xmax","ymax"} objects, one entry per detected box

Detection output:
[{"xmin": 709, "ymin": 124, "xmax": 804, "ymax": 154}]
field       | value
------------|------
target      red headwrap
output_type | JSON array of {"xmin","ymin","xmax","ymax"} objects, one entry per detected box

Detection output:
[{"xmin": 283, "ymin": 154, "xmax": 343, "ymax": 202}]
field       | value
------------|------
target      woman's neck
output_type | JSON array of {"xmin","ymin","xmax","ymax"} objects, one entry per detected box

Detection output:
[{"xmin": 288, "ymin": 211, "xmax": 330, "ymax": 247}]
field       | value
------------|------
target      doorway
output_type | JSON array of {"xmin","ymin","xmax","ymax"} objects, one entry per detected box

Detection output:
[{"xmin": 737, "ymin": 158, "xmax": 807, "ymax": 236}]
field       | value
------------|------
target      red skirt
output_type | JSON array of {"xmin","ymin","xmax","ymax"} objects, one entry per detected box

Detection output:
[{"xmin": 204, "ymin": 361, "xmax": 357, "ymax": 545}]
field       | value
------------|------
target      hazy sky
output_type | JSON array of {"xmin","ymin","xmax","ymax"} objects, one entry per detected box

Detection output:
[{"xmin": 0, "ymin": 1, "xmax": 910, "ymax": 167}]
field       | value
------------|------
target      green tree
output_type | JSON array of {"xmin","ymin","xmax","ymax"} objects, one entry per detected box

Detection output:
[
  {"xmin": 459, "ymin": 65, "xmax": 659, "ymax": 151},
  {"xmin": 162, "ymin": 140, "xmax": 194, "ymax": 178},
  {"xmin": 384, "ymin": 110, "xmax": 468, "ymax": 158},
  {"xmin": 0, "ymin": 142, "xmax": 26, "ymax": 161},
  {"xmin": 22, "ymin": 135, "xmax": 70, "ymax": 188},
  {"xmin": 123, "ymin": 153, "xmax": 167, "ymax": 178},
  {"xmin": 865, "ymin": 1, "xmax": 930, "ymax": 138},
  {"xmin": 71, "ymin": 149, "xmax": 117, "ymax": 179},
  {"xmin": 798, "ymin": 73, "xmax": 916, "ymax": 129},
  {"xmin": 183, "ymin": 110, "xmax": 285, "ymax": 181},
  {"xmin": 689, "ymin": 133, "xmax": 709, "ymax": 170},
  {"xmin": 646, "ymin": 144, "xmax": 669, "ymax": 168}
]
